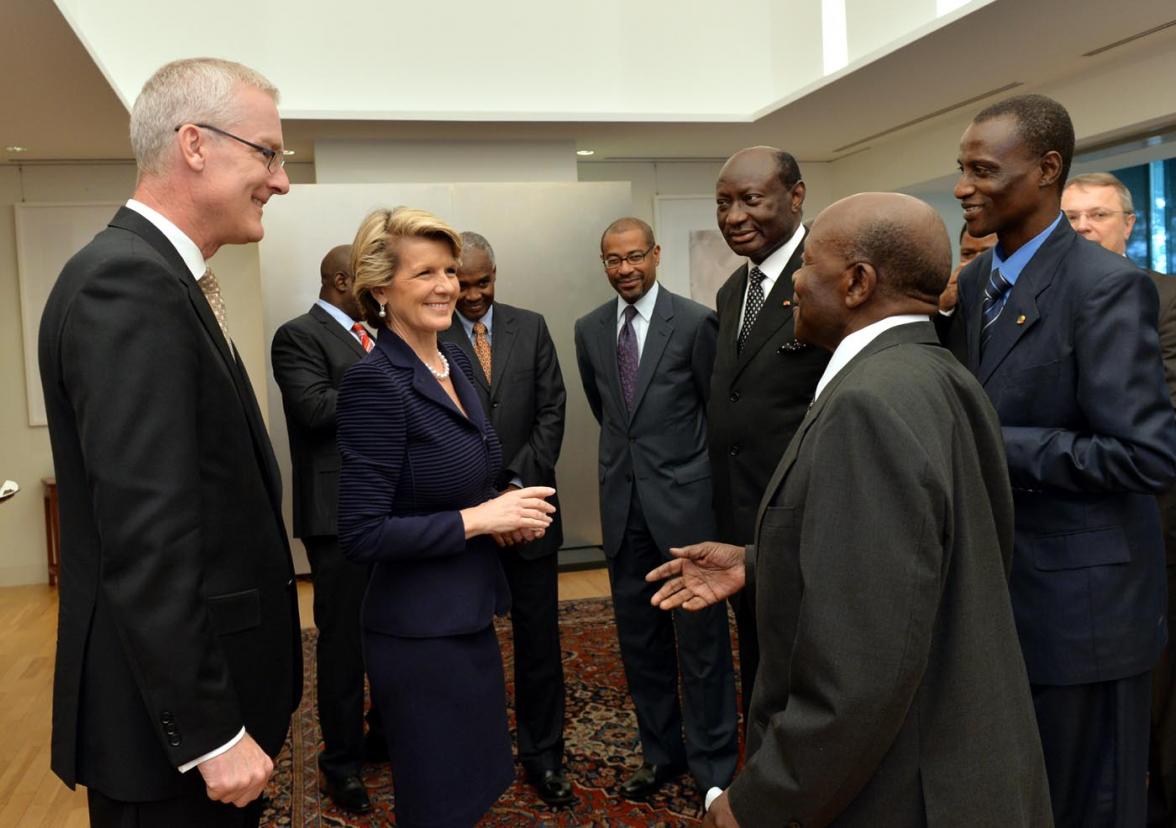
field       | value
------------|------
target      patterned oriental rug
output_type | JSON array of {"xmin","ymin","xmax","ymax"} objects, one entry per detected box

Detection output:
[{"xmin": 260, "ymin": 596, "xmax": 744, "ymax": 827}]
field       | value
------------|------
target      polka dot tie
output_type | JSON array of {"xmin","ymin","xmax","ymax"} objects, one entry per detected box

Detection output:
[
  {"xmin": 473, "ymin": 321, "xmax": 492, "ymax": 383},
  {"xmin": 198, "ymin": 267, "xmax": 230, "ymax": 344},
  {"xmin": 738, "ymin": 266, "xmax": 766, "ymax": 354}
]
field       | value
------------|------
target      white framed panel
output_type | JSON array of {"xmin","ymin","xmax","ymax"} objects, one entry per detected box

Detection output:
[{"xmin": 654, "ymin": 195, "xmax": 742, "ymax": 310}]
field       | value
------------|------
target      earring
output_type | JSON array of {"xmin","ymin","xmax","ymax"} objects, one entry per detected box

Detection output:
[{"xmin": 378, "ymin": 302, "xmax": 386, "ymax": 319}]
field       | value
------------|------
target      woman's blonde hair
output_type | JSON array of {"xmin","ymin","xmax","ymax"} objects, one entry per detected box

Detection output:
[{"xmin": 350, "ymin": 207, "xmax": 463, "ymax": 327}]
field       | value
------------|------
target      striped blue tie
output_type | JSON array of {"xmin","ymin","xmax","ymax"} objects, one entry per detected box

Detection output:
[{"xmin": 980, "ymin": 267, "xmax": 1012, "ymax": 353}]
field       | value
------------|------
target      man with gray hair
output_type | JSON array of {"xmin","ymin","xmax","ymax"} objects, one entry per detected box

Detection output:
[{"xmin": 39, "ymin": 57, "xmax": 299, "ymax": 827}]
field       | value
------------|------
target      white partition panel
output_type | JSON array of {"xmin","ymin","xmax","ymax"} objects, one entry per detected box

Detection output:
[{"xmin": 259, "ymin": 182, "xmax": 630, "ymax": 571}]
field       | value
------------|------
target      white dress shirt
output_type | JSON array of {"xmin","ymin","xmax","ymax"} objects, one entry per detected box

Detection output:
[
  {"xmin": 315, "ymin": 297, "xmax": 365, "ymax": 343},
  {"xmin": 125, "ymin": 198, "xmax": 245, "ymax": 773},
  {"xmin": 736, "ymin": 224, "xmax": 806, "ymax": 333},
  {"xmin": 814, "ymin": 315, "xmax": 928, "ymax": 401},
  {"xmin": 616, "ymin": 281, "xmax": 660, "ymax": 361}
]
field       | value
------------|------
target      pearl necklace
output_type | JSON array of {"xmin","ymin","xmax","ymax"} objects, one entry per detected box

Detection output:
[{"xmin": 427, "ymin": 350, "xmax": 450, "ymax": 380}]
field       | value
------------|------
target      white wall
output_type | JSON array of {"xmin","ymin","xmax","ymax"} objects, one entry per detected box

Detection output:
[{"xmin": 316, "ymin": 141, "xmax": 578, "ymax": 183}]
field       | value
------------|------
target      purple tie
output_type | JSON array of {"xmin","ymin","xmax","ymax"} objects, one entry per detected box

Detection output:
[{"xmin": 617, "ymin": 304, "xmax": 639, "ymax": 411}]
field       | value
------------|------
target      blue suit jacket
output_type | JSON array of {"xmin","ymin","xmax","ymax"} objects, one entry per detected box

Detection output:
[
  {"xmin": 958, "ymin": 219, "xmax": 1176, "ymax": 685},
  {"xmin": 336, "ymin": 328, "xmax": 510, "ymax": 638}
]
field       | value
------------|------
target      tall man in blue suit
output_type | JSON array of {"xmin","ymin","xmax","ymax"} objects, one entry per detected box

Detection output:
[
  {"xmin": 574, "ymin": 217, "xmax": 738, "ymax": 802},
  {"xmin": 953, "ymin": 93, "xmax": 1176, "ymax": 827}
]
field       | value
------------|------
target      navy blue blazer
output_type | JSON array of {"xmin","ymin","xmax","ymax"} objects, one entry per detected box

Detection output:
[
  {"xmin": 337, "ymin": 328, "xmax": 510, "ymax": 638},
  {"xmin": 957, "ymin": 219, "xmax": 1176, "ymax": 685}
]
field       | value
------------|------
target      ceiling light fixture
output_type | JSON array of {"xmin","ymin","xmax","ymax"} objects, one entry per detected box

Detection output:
[{"xmin": 576, "ymin": 149, "xmax": 595, "ymax": 157}]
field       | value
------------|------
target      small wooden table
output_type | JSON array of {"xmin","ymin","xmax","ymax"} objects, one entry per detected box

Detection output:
[{"xmin": 43, "ymin": 477, "xmax": 59, "ymax": 587}]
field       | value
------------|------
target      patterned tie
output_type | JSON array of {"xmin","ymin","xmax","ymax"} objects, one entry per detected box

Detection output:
[
  {"xmin": 198, "ymin": 267, "xmax": 230, "ymax": 344},
  {"xmin": 473, "ymin": 321, "xmax": 492, "ymax": 383},
  {"xmin": 617, "ymin": 305, "xmax": 639, "ymax": 411},
  {"xmin": 737, "ymin": 266, "xmax": 767, "ymax": 354},
  {"xmin": 351, "ymin": 322, "xmax": 374, "ymax": 353},
  {"xmin": 980, "ymin": 267, "xmax": 1013, "ymax": 354}
]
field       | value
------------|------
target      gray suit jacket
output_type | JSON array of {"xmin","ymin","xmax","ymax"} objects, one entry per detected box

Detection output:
[
  {"xmin": 439, "ymin": 302, "xmax": 566, "ymax": 559},
  {"xmin": 574, "ymin": 285, "xmax": 718, "ymax": 557},
  {"xmin": 729, "ymin": 322, "xmax": 1051, "ymax": 827}
]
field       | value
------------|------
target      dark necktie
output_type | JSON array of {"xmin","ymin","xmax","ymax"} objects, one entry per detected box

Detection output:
[
  {"xmin": 351, "ymin": 322, "xmax": 374, "ymax": 353},
  {"xmin": 617, "ymin": 304, "xmax": 639, "ymax": 411},
  {"xmin": 738, "ymin": 266, "xmax": 767, "ymax": 354},
  {"xmin": 980, "ymin": 267, "xmax": 1012, "ymax": 354}
]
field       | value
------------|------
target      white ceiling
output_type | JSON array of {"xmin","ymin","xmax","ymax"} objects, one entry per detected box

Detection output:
[{"xmin": 1, "ymin": 0, "xmax": 1173, "ymax": 166}]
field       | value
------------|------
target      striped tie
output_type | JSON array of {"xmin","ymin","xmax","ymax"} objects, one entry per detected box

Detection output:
[
  {"xmin": 351, "ymin": 322, "xmax": 374, "ymax": 353},
  {"xmin": 980, "ymin": 267, "xmax": 1012, "ymax": 354}
]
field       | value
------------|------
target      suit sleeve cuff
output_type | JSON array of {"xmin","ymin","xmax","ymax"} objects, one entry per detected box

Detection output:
[{"xmin": 178, "ymin": 727, "xmax": 246, "ymax": 773}]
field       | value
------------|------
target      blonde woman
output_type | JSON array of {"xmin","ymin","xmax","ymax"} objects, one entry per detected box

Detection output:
[{"xmin": 337, "ymin": 207, "xmax": 556, "ymax": 827}]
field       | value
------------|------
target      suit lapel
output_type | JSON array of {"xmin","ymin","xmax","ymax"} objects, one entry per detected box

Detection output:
[
  {"xmin": 732, "ymin": 240, "xmax": 804, "ymax": 379},
  {"xmin": 489, "ymin": 307, "xmax": 517, "ymax": 397},
  {"xmin": 377, "ymin": 329, "xmax": 479, "ymax": 431},
  {"xmin": 310, "ymin": 303, "xmax": 367, "ymax": 359},
  {"xmin": 629, "ymin": 287, "xmax": 673, "ymax": 419},
  {"xmin": 977, "ymin": 223, "xmax": 1071, "ymax": 385},
  {"xmin": 960, "ymin": 251, "xmax": 991, "ymax": 375},
  {"xmin": 597, "ymin": 303, "xmax": 626, "ymax": 421}
]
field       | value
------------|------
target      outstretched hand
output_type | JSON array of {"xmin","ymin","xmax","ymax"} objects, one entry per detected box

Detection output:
[{"xmin": 646, "ymin": 542, "xmax": 746, "ymax": 611}]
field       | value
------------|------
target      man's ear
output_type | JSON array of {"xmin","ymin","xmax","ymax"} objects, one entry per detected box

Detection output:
[
  {"xmin": 176, "ymin": 124, "xmax": 207, "ymax": 172},
  {"xmin": 844, "ymin": 262, "xmax": 876, "ymax": 309},
  {"xmin": 333, "ymin": 271, "xmax": 351, "ymax": 294},
  {"xmin": 1038, "ymin": 150, "xmax": 1063, "ymax": 190}
]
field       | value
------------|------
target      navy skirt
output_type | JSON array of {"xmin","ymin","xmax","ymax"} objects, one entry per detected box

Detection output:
[{"xmin": 364, "ymin": 624, "xmax": 514, "ymax": 828}]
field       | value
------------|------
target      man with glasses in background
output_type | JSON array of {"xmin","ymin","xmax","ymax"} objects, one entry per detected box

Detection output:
[
  {"xmin": 574, "ymin": 217, "xmax": 739, "ymax": 805},
  {"xmin": 39, "ymin": 58, "xmax": 299, "ymax": 828},
  {"xmin": 1062, "ymin": 172, "xmax": 1176, "ymax": 825}
]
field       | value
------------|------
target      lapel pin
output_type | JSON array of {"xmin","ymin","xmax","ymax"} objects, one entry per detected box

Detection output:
[
  {"xmin": 1016, "ymin": 314, "xmax": 1026, "ymax": 325},
  {"xmin": 781, "ymin": 300, "xmax": 792, "ymax": 308}
]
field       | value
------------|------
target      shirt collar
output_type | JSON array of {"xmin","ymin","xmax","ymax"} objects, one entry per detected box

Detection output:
[
  {"xmin": 814, "ymin": 314, "xmax": 927, "ymax": 401},
  {"xmin": 458, "ymin": 304, "xmax": 494, "ymax": 339},
  {"xmin": 991, "ymin": 211, "xmax": 1064, "ymax": 286},
  {"xmin": 314, "ymin": 298, "xmax": 359, "ymax": 332},
  {"xmin": 125, "ymin": 198, "xmax": 207, "ymax": 280},
  {"xmin": 751, "ymin": 224, "xmax": 806, "ymax": 281},
  {"xmin": 617, "ymin": 280, "xmax": 660, "ymax": 323}
]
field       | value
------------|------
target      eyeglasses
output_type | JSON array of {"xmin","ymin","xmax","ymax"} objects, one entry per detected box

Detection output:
[
  {"xmin": 1064, "ymin": 208, "xmax": 1133, "ymax": 224},
  {"xmin": 174, "ymin": 123, "xmax": 289, "ymax": 172},
  {"xmin": 602, "ymin": 244, "xmax": 655, "ymax": 271}
]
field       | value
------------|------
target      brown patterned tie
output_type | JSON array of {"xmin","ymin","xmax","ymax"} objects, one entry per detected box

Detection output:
[
  {"xmin": 473, "ymin": 321, "xmax": 492, "ymax": 383},
  {"xmin": 198, "ymin": 267, "xmax": 230, "ymax": 344}
]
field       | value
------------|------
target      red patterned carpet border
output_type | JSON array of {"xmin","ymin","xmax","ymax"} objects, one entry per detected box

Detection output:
[{"xmin": 261, "ymin": 595, "xmax": 743, "ymax": 827}]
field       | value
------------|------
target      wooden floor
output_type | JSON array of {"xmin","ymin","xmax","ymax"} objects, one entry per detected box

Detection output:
[{"xmin": 0, "ymin": 568, "xmax": 611, "ymax": 827}]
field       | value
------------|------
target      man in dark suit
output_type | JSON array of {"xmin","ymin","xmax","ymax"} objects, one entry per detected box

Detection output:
[
  {"xmin": 649, "ymin": 192, "xmax": 1053, "ymax": 828},
  {"xmin": 708, "ymin": 147, "xmax": 830, "ymax": 723},
  {"xmin": 438, "ymin": 231, "xmax": 573, "ymax": 807},
  {"xmin": 953, "ymin": 95, "xmax": 1176, "ymax": 826},
  {"xmin": 1061, "ymin": 172, "xmax": 1176, "ymax": 825},
  {"xmin": 574, "ymin": 217, "xmax": 738, "ymax": 801},
  {"xmin": 38, "ymin": 58, "xmax": 301, "ymax": 827},
  {"xmin": 271, "ymin": 244, "xmax": 380, "ymax": 814}
]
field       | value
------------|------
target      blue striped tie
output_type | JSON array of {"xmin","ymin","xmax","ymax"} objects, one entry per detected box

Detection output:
[{"xmin": 980, "ymin": 267, "xmax": 1012, "ymax": 353}]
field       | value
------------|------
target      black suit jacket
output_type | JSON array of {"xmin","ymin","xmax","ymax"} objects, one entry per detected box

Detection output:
[
  {"xmin": 439, "ymin": 303, "xmax": 566, "ymax": 559},
  {"xmin": 707, "ymin": 238, "xmax": 830, "ymax": 544},
  {"xmin": 38, "ymin": 207, "xmax": 301, "ymax": 800},
  {"xmin": 271, "ymin": 303, "xmax": 367, "ymax": 538},
  {"xmin": 956, "ymin": 221, "xmax": 1176, "ymax": 685},
  {"xmin": 574, "ymin": 285, "xmax": 719, "ymax": 557},
  {"xmin": 730, "ymin": 322, "xmax": 1051, "ymax": 826}
]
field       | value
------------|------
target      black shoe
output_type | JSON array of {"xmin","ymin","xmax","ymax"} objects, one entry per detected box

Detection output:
[
  {"xmin": 531, "ymin": 769, "xmax": 575, "ymax": 807},
  {"xmin": 618, "ymin": 762, "xmax": 685, "ymax": 800},
  {"xmin": 321, "ymin": 773, "xmax": 373, "ymax": 814}
]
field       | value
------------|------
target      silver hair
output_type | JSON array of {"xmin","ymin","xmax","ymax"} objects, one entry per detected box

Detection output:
[
  {"xmin": 459, "ymin": 231, "xmax": 496, "ymax": 268},
  {"xmin": 1065, "ymin": 172, "xmax": 1135, "ymax": 214},
  {"xmin": 129, "ymin": 57, "xmax": 279, "ymax": 176}
]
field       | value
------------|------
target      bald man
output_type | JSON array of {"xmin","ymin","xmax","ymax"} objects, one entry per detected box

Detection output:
[
  {"xmin": 650, "ymin": 193, "xmax": 1051, "ymax": 827},
  {"xmin": 271, "ymin": 246, "xmax": 381, "ymax": 814}
]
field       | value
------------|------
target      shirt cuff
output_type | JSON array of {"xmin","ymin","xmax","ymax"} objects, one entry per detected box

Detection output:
[
  {"xmin": 508, "ymin": 476, "xmax": 524, "ymax": 489},
  {"xmin": 178, "ymin": 727, "xmax": 246, "ymax": 773},
  {"xmin": 938, "ymin": 307, "xmax": 956, "ymax": 317},
  {"xmin": 705, "ymin": 787, "xmax": 724, "ymax": 811}
]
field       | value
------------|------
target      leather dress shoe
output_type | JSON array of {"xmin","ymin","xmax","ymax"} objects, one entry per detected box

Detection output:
[
  {"xmin": 532, "ymin": 769, "xmax": 575, "ymax": 806},
  {"xmin": 618, "ymin": 762, "xmax": 685, "ymax": 800},
  {"xmin": 321, "ymin": 773, "xmax": 372, "ymax": 814}
]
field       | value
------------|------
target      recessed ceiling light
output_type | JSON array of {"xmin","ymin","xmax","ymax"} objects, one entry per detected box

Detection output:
[
  {"xmin": 576, "ymin": 149, "xmax": 595, "ymax": 157},
  {"xmin": 282, "ymin": 149, "xmax": 295, "ymax": 157},
  {"xmin": 5, "ymin": 146, "xmax": 28, "ymax": 153}
]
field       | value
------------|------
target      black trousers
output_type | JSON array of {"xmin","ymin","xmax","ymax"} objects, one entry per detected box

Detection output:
[
  {"xmin": 1033, "ymin": 671, "xmax": 1151, "ymax": 828},
  {"xmin": 606, "ymin": 490, "xmax": 739, "ymax": 790},
  {"xmin": 303, "ymin": 535, "xmax": 381, "ymax": 779},
  {"xmin": 498, "ymin": 545, "xmax": 566, "ymax": 776},
  {"xmin": 88, "ymin": 786, "xmax": 261, "ymax": 828}
]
